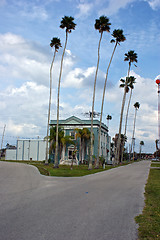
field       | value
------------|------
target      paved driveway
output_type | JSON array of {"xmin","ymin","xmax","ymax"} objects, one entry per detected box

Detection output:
[{"xmin": 0, "ymin": 160, "xmax": 150, "ymax": 240}]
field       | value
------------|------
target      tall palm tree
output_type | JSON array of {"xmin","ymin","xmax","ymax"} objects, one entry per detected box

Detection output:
[
  {"xmin": 106, "ymin": 115, "xmax": 112, "ymax": 129},
  {"xmin": 49, "ymin": 126, "xmax": 64, "ymax": 157},
  {"xmin": 123, "ymin": 51, "xmax": 138, "ymax": 137},
  {"xmin": 115, "ymin": 77, "xmax": 133, "ymax": 164},
  {"xmin": 82, "ymin": 128, "xmax": 91, "ymax": 163},
  {"xmin": 61, "ymin": 135, "xmax": 74, "ymax": 160},
  {"xmin": 124, "ymin": 50, "xmax": 138, "ymax": 77},
  {"xmin": 121, "ymin": 76, "xmax": 136, "ymax": 162},
  {"xmin": 75, "ymin": 128, "xmax": 83, "ymax": 163},
  {"xmin": 89, "ymin": 16, "xmax": 111, "ymax": 170},
  {"xmin": 113, "ymin": 133, "xmax": 127, "ymax": 161},
  {"xmin": 130, "ymin": 102, "xmax": 140, "ymax": 160},
  {"xmin": 54, "ymin": 16, "xmax": 76, "ymax": 168},
  {"xmin": 116, "ymin": 50, "xmax": 137, "ymax": 164},
  {"xmin": 96, "ymin": 29, "xmax": 126, "ymax": 168},
  {"xmin": 139, "ymin": 140, "xmax": 144, "ymax": 159},
  {"xmin": 50, "ymin": 126, "xmax": 74, "ymax": 161},
  {"xmin": 45, "ymin": 37, "xmax": 61, "ymax": 165}
]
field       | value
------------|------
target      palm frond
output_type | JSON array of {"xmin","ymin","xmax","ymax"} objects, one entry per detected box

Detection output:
[
  {"xmin": 95, "ymin": 15, "xmax": 111, "ymax": 33},
  {"xmin": 60, "ymin": 16, "xmax": 76, "ymax": 32}
]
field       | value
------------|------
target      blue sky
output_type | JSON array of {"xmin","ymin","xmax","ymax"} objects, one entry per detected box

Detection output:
[{"xmin": 0, "ymin": 0, "xmax": 160, "ymax": 154}]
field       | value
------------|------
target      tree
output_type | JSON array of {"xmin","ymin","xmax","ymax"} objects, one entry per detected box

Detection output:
[
  {"xmin": 75, "ymin": 128, "xmax": 91, "ymax": 164},
  {"xmin": 82, "ymin": 128, "xmax": 91, "ymax": 163},
  {"xmin": 139, "ymin": 141, "xmax": 144, "ymax": 159},
  {"xmin": 96, "ymin": 29, "xmax": 126, "ymax": 168},
  {"xmin": 121, "ymin": 76, "xmax": 136, "ymax": 162},
  {"xmin": 89, "ymin": 16, "xmax": 111, "ymax": 170},
  {"xmin": 49, "ymin": 126, "xmax": 64, "ymax": 157},
  {"xmin": 115, "ymin": 77, "xmax": 133, "ymax": 164},
  {"xmin": 113, "ymin": 133, "xmax": 127, "ymax": 163},
  {"xmin": 61, "ymin": 135, "xmax": 75, "ymax": 161},
  {"xmin": 122, "ymin": 50, "xmax": 138, "ymax": 148},
  {"xmin": 124, "ymin": 50, "xmax": 138, "ymax": 77},
  {"xmin": 54, "ymin": 16, "xmax": 76, "ymax": 168},
  {"xmin": 75, "ymin": 128, "xmax": 83, "ymax": 163},
  {"xmin": 116, "ymin": 50, "xmax": 138, "ymax": 164},
  {"xmin": 130, "ymin": 102, "xmax": 140, "ymax": 160},
  {"xmin": 45, "ymin": 38, "xmax": 61, "ymax": 165},
  {"xmin": 118, "ymin": 51, "xmax": 138, "ymax": 163},
  {"xmin": 50, "ymin": 126, "xmax": 74, "ymax": 161},
  {"xmin": 106, "ymin": 115, "xmax": 112, "ymax": 129}
]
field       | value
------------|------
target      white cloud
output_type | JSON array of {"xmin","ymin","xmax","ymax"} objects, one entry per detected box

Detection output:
[
  {"xmin": 104, "ymin": 71, "xmax": 158, "ymax": 153},
  {"xmin": 0, "ymin": 81, "xmax": 49, "ymax": 141},
  {"xmin": 155, "ymin": 74, "xmax": 160, "ymax": 80},
  {"xmin": 21, "ymin": 6, "xmax": 48, "ymax": 20},
  {"xmin": 0, "ymin": 33, "xmax": 55, "ymax": 87},
  {"xmin": 0, "ymin": 33, "xmax": 79, "ymax": 89},
  {"xmin": 146, "ymin": 0, "xmax": 160, "ymax": 10},
  {"xmin": 98, "ymin": 0, "xmax": 160, "ymax": 16},
  {"xmin": 99, "ymin": 0, "xmax": 136, "ymax": 16},
  {"xmin": 14, "ymin": 1, "xmax": 48, "ymax": 20},
  {"xmin": 62, "ymin": 66, "xmax": 96, "ymax": 88},
  {"xmin": 76, "ymin": 2, "xmax": 93, "ymax": 18}
]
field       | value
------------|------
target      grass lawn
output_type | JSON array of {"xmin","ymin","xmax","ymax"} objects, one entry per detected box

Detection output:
[
  {"xmin": 41, "ymin": 164, "xmax": 114, "ymax": 177},
  {"xmin": 135, "ymin": 168, "xmax": 160, "ymax": 240},
  {"xmin": 151, "ymin": 163, "xmax": 160, "ymax": 168},
  {"xmin": 0, "ymin": 159, "xmax": 140, "ymax": 177},
  {"xmin": 0, "ymin": 160, "xmax": 114, "ymax": 177}
]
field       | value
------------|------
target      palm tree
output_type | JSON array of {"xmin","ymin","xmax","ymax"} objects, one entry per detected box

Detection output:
[
  {"xmin": 106, "ymin": 115, "xmax": 112, "ymax": 129},
  {"xmin": 115, "ymin": 77, "xmax": 133, "ymax": 165},
  {"xmin": 123, "ymin": 50, "xmax": 138, "ymax": 137},
  {"xmin": 61, "ymin": 135, "xmax": 75, "ymax": 161},
  {"xmin": 49, "ymin": 126, "xmax": 64, "ymax": 157},
  {"xmin": 45, "ymin": 38, "xmax": 61, "ymax": 165},
  {"xmin": 124, "ymin": 50, "xmax": 138, "ymax": 77},
  {"xmin": 54, "ymin": 16, "xmax": 76, "ymax": 168},
  {"xmin": 96, "ymin": 29, "xmax": 126, "ymax": 168},
  {"xmin": 116, "ymin": 50, "xmax": 137, "ymax": 164},
  {"xmin": 113, "ymin": 133, "xmax": 127, "ymax": 162},
  {"xmin": 130, "ymin": 102, "xmax": 140, "ymax": 160},
  {"xmin": 89, "ymin": 16, "xmax": 111, "ymax": 170},
  {"xmin": 139, "ymin": 140, "xmax": 144, "ymax": 159},
  {"xmin": 82, "ymin": 128, "xmax": 91, "ymax": 163},
  {"xmin": 75, "ymin": 128, "xmax": 83, "ymax": 163},
  {"xmin": 121, "ymin": 76, "xmax": 136, "ymax": 162},
  {"xmin": 50, "ymin": 126, "xmax": 74, "ymax": 162}
]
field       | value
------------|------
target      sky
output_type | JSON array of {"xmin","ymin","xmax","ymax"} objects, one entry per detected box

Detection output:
[{"xmin": 0, "ymin": 0, "xmax": 160, "ymax": 154}]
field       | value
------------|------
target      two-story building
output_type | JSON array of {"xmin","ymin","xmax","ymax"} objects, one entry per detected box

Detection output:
[{"xmin": 50, "ymin": 116, "xmax": 111, "ymax": 165}]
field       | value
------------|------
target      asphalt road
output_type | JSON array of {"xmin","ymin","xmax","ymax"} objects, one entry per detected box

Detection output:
[{"xmin": 0, "ymin": 160, "xmax": 150, "ymax": 240}]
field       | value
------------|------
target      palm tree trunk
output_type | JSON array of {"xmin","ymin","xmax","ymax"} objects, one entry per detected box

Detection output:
[
  {"xmin": 120, "ymin": 62, "xmax": 131, "ymax": 162},
  {"xmin": 45, "ymin": 50, "xmax": 56, "ymax": 165},
  {"xmin": 139, "ymin": 145, "xmax": 141, "ymax": 159},
  {"xmin": 96, "ymin": 42, "xmax": 118, "ymax": 168},
  {"xmin": 130, "ymin": 108, "xmax": 137, "ymax": 160},
  {"xmin": 89, "ymin": 32, "xmax": 103, "ymax": 170},
  {"xmin": 79, "ymin": 137, "xmax": 82, "ymax": 163},
  {"xmin": 115, "ymin": 88, "xmax": 127, "ymax": 165},
  {"xmin": 121, "ymin": 88, "xmax": 132, "ymax": 162},
  {"xmin": 54, "ymin": 31, "xmax": 68, "ymax": 168}
]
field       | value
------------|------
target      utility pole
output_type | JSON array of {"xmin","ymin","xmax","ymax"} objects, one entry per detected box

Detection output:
[{"xmin": 156, "ymin": 79, "xmax": 160, "ymax": 150}]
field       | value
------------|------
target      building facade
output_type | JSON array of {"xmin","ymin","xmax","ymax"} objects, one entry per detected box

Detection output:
[{"xmin": 50, "ymin": 116, "xmax": 111, "ymax": 165}]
